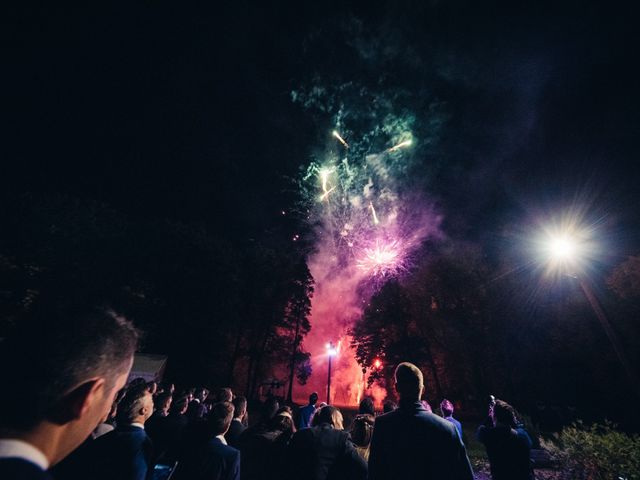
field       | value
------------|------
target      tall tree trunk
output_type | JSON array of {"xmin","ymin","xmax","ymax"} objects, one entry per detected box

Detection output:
[
  {"xmin": 287, "ymin": 306, "xmax": 302, "ymax": 402},
  {"xmin": 227, "ymin": 325, "xmax": 243, "ymax": 386}
]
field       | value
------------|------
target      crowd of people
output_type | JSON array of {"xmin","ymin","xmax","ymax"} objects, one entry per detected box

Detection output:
[{"xmin": 0, "ymin": 306, "xmax": 534, "ymax": 480}]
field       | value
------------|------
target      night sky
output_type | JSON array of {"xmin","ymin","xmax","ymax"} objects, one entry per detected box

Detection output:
[{"xmin": 5, "ymin": 1, "xmax": 640, "ymax": 251}]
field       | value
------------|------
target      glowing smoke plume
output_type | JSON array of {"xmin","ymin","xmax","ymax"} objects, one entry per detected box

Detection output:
[{"xmin": 293, "ymin": 83, "xmax": 442, "ymax": 406}]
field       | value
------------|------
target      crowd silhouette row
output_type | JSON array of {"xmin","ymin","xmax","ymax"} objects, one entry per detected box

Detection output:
[{"xmin": 0, "ymin": 306, "xmax": 533, "ymax": 480}]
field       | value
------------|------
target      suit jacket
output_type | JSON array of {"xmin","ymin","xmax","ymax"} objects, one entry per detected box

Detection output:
[
  {"xmin": 90, "ymin": 424, "xmax": 154, "ymax": 480},
  {"xmin": 187, "ymin": 400, "xmax": 208, "ymax": 422},
  {"xmin": 0, "ymin": 458, "xmax": 53, "ymax": 480},
  {"xmin": 368, "ymin": 399, "xmax": 474, "ymax": 480},
  {"xmin": 147, "ymin": 412, "xmax": 189, "ymax": 464},
  {"xmin": 174, "ymin": 436, "xmax": 240, "ymax": 480},
  {"xmin": 225, "ymin": 419, "xmax": 246, "ymax": 449},
  {"xmin": 287, "ymin": 424, "xmax": 367, "ymax": 480}
]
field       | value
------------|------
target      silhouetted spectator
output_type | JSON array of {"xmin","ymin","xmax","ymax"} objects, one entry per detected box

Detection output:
[
  {"xmin": 359, "ymin": 397, "xmax": 375, "ymax": 415},
  {"xmin": 90, "ymin": 386, "xmax": 155, "ymax": 480},
  {"xmin": 226, "ymin": 396, "xmax": 248, "ymax": 448},
  {"xmin": 477, "ymin": 399, "xmax": 533, "ymax": 480},
  {"xmin": 287, "ymin": 405, "xmax": 367, "ymax": 480},
  {"xmin": 349, "ymin": 414, "xmax": 375, "ymax": 462},
  {"xmin": 0, "ymin": 306, "xmax": 138, "ymax": 480},
  {"xmin": 187, "ymin": 387, "xmax": 210, "ymax": 422},
  {"xmin": 368, "ymin": 362, "xmax": 473, "ymax": 480},
  {"xmin": 174, "ymin": 402, "xmax": 240, "ymax": 480},
  {"xmin": 382, "ymin": 400, "xmax": 397, "ymax": 413},
  {"xmin": 441, "ymin": 399, "xmax": 463, "ymax": 440},
  {"xmin": 298, "ymin": 392, "xmax": 318, "ymax": 429},
  {"xmin": 152, "ymin": 396, "xmax": 190, "ymax": 465},
  {"xmin": 239, "ymin": 406, "xmax": 295, "ymax": 480}
]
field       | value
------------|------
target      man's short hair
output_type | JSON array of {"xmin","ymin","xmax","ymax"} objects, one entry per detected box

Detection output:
[
  {"xmin": 170, "ymin": 396, "xmax": 189, "ymax": 415},
  {"xmin": 208, "ymin": 402, "xmax": 234, "ymax": 436},
  {"xmin": 0, "ymin": 306, "xmax": 139, "ymax": 431},
  {"xmin": 309, "ymin": 392, "xmax": 319, "ymax": 404},
  {"xmin": 213, "ymin": 387, "xmax": 232, "ymax": 403},
  {"xmin": 394, "ymin": 362, "xmax": 424, "ymax": 399},
  {"xmin": 232, "ymin": 396, "xmax": 247, "ymax": 418},
  {"xmin": 440, "ymin": 399, "xmax": 454, "ymax": 417},
  {"xmin": 117, "ymin": 385, "xmax": 150, "ymax": 424},
  {"xmin": 154, "ymin": 392, "xmax": 173, "ymax": 411}
]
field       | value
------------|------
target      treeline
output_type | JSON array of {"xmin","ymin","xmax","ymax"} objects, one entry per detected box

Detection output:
[
  {"xmin": 0, "ymin": 192, "xmax": 313, "ymax": 401},
  {"xmin": 351, "ymin": 240, "xmax": 640, "ymax": 428}
]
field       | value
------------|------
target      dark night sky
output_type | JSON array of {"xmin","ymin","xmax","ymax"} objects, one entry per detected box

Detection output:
[{"xmin": 3, "ymin": 1, "xmax": 640, "ymax": 255}]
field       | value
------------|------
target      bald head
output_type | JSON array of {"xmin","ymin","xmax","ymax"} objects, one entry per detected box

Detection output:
[{"xmin": 394, "ymin": 362, "xmax": 424, "ymax": 400}]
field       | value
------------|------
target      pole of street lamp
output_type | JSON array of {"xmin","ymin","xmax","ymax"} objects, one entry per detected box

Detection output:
[
  {"xmin": 578, "ymin": 278, "xmax": 640, "ymax": 399},
  {"xmin": 327, "ymin": 352, "xmax": 332, "ymax": 404}
]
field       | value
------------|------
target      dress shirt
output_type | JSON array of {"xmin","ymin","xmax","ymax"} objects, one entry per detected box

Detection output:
[{"xmin": 0, "ymin": 439, "xmax": 49, "ymax": 470}]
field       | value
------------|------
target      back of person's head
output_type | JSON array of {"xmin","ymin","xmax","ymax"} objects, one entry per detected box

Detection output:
[
  {"xmin": 268, "ymin": 406, "xmax": 295, "ymax": 434},
  {"xmin": 195, "ymin": 387, "xmax": 210, "ymax": 402},
  {"xmin": 493, "ymin": 399, "xmax": 517, "ymax": 426},
  {"xmin": 314, "ymin": 405, "xmax": 344, "ymax": 430},
  {"xmin": 383, "ymin": 400, "xmax": 397, "ymax": 413},
  {"xmin": 170, "ymin": 396, "xmax": 189, "ymax": 415},
  {"xmin": 207, "ymin": 402, "xmax": 234, "ymax": 436},
  {"xmin": 359, "ymin": 397, "xmax": 375, "ymax": 415},
  {"xmin": 154, "ymin": 392, "xmax": 172, "ymax": 413},
  {"xmin": 116, "ymin": 385, "xmax": 153, "ymax": 425},
  {"xmin": 232, "ymin": 395, "xmax": 247, "ymax": 418},
  {"xmin": 262, "ymin": 397, "xmax": 279, "ymax": 420},
  {"xmin": 0, "ymin": 305, "xmax": 139, "ymax": 432},
  {"xmin": 440, "ymin": 399, "xmax": 454, "ymax": 417},
  {"xmin": 350, "ymin": 414, "xmax": 375, "ymax": 447},
  {"xmin": 213, "ymin": 387, "xmax": 232, "ymax": 403},
  {"xmin": 309, "ymin": 392, "xmax": 319, "ymax": 405},
  {"xmin": 394, "ymin": 362, "xmax": 424, "ymax": 400}
]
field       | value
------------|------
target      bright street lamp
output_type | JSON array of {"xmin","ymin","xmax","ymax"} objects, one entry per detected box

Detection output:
[{"xmin": 540, "ymin": 228, "xmax": 640, "ymax": 398}]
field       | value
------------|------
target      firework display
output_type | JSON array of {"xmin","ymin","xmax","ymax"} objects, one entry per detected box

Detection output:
[{"xmin": 296, "ymin": 102, "xmax": 441, "ymax": 405}]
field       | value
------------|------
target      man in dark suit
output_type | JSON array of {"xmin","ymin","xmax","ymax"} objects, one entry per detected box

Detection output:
[
  {"xmin": 187, "ymin": 387, "xmax": 210, "ymax": 422},
  {"xmin": 0, "ymin": 306, "xmax": 139, "ymax": 480},
  {"xmin": 147, "ymin": 395, "xmax": 189, "ymax": 464},
  {"xmin": 368, "ymin": 362, "xmax": 474, "ymax": 480},
  {"xmin": 174, "ymin": 401, "xmax": 240, "ymax": 480},
  {"xmin": 90, "ymin": 385, "xmax": 155, "ymax": 480},
  {"xmin": 225, "ymin": 396, "xmax": 247, "ymax": 448}
]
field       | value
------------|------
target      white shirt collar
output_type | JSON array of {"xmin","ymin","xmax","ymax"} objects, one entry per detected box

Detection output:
[
  {"xmin": 0, "ymin": 439, "xmax": 49, "ymax": 470},
  {"xmin": 129, "ymin": 423, "xmax": 145, "ymax": 430},
  {"xmin": 216, "ymin": 434, "xmax": 227, "ymax": 445}
]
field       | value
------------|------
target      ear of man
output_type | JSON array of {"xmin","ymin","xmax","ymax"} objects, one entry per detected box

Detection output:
[{"xmin": 50, "ymin": 378, "xmax": 107, "ymax": 424}]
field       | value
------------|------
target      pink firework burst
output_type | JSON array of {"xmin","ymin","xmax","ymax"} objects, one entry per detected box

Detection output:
[{"xmin": 356, "ymin": 239, "xmax": 405, "ymax": 277}]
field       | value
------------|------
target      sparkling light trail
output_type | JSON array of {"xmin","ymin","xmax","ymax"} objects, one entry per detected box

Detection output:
[
  {"xmin": 387, "ymin": 139, "xmax": 412, "ymax": 152},
  {"xmin": 332, "ymin": 130, "xmax": 349, "ymax": 148},
  {"xmin": 369, "ymin": 202, "xmax": 380, "ymax": 225}
]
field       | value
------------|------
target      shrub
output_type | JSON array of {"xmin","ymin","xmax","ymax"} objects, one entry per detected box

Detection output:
[{"xmin": 542, "ymin": 420, "xmax": 640, "ymax": 480}]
